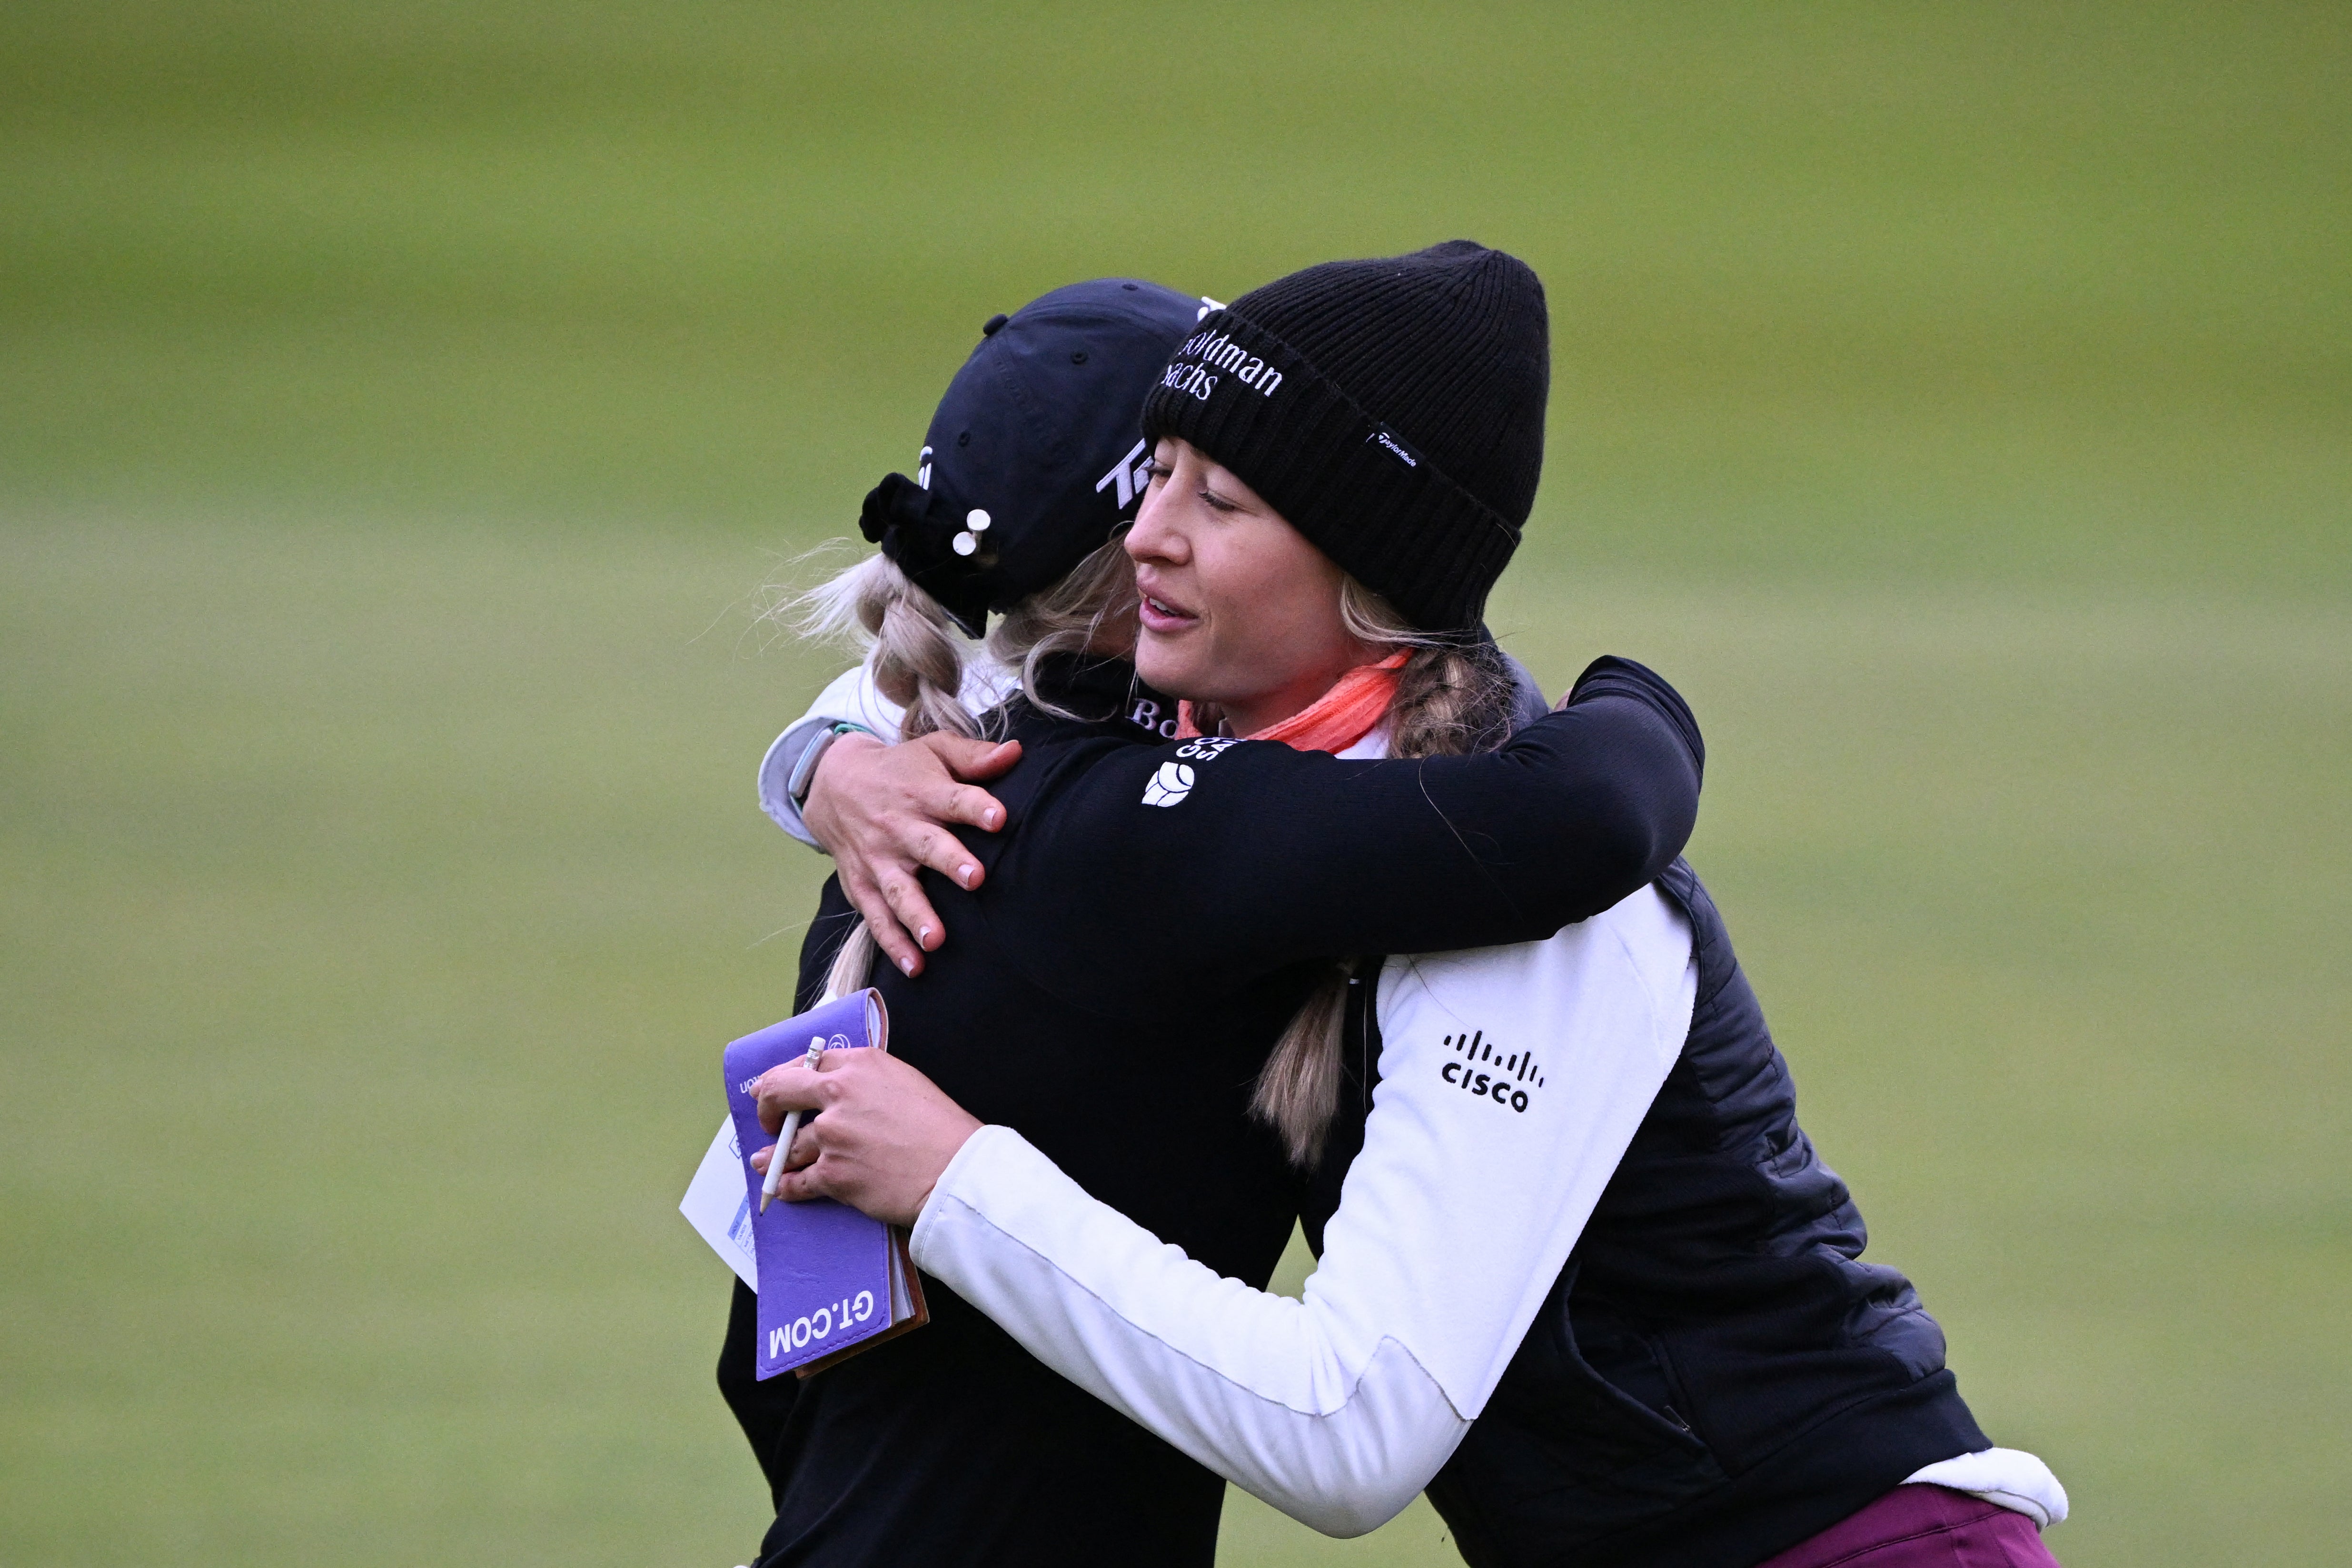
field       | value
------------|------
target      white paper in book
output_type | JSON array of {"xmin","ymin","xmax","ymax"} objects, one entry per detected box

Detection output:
[{"xmin": 680, "ymin": 1116, "xmax": 759, "ymax": 1290}]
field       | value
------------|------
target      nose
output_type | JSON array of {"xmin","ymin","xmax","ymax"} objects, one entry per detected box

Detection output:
[{"xmin": 1125, "ymin": 478, "xmax": 1185, "ymax": 566}]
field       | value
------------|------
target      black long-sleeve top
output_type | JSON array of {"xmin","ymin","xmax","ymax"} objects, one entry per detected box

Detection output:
[{"xmin": 723, "ymin": 653, "xmax": 1702, "ymax": 1568}]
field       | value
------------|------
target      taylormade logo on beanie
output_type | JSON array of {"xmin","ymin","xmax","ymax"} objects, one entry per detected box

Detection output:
[{"xmin": 1141, "ymin": 241, "xmax": 1549, "ymax": 634}]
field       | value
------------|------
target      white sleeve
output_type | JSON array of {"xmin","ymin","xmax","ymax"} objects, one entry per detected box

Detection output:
[
  {"xmin": 755, "ymin": 659, "xmax": 1013, "ymax": 845},
  {"xmin": 910, "ymin": 886, "xmax": 1696, "ymax": 1536},
  {"xmin": 1904, "ymin": 1449, "xmax": 2069, "ymax": 1528}
]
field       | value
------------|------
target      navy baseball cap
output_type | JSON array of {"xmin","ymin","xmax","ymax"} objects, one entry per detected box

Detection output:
[{"xmin": 858, "ymin": 278, "xmax": 1206, "ymax": 637}]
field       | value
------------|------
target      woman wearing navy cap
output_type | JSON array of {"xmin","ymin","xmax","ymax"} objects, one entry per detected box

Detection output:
[
  {"xmin": 749, "ymin": 246, "xmax": 2066, "ymax": 1568},
  {"xmin": 720, "ymin": 265, "xmax": 1706, "ymax": 1568}
]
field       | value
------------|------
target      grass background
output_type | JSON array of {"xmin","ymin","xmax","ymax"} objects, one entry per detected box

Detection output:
[{"xmin": 1, "ymin": 3, "xmax": 2345, "ymax": 1563}]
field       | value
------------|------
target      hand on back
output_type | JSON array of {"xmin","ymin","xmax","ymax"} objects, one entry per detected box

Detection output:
[{"xmin": 803, "ymin": 730, "xmax": 1022, "ymax": 976}]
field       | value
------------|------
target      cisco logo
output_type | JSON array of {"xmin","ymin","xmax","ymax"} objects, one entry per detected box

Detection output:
[{"xmin": 1439, "ymin": 1029, "xmax": 1545, "ymax": 1113}]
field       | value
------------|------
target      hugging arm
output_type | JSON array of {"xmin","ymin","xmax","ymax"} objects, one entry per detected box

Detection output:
[
  {"xmin": 1002, "ymin": 657, "xmax": 1703, "ymax": 998},
  {"xmin": 771, "ymin": 892, "xmax": 1700, "ymax": 1533}
]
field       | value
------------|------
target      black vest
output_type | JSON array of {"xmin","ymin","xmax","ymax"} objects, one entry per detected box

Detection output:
[{"xmin": 1308, "ymin": 862, "xmax": 1988, "ymax": 1568}]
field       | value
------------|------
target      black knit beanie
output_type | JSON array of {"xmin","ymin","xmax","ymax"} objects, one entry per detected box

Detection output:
[{"xmin": 1139, "ymin": 240, "xmax": 1548, "ymax": 633}]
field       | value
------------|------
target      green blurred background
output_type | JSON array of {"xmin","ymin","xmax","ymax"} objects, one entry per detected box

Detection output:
[{"xmin": 2, "ymin": 3, "xmax": 2344, "ymax": 1563}]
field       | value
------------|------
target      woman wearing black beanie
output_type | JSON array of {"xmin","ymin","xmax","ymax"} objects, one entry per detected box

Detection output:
[
  {"xmin": 1142, "ymin": 238, "xmax": 1548, "ymax": 635},
  {"xmin": 758, "ymin": 242, "xmax": 2066, "ymax": 1568}
]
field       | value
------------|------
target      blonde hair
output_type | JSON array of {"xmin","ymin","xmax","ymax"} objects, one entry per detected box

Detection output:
[{"xmin": 786, "ymin": 534, "xmax": 1140, "ymax": 998}]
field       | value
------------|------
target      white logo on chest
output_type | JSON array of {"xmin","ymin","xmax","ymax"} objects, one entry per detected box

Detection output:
[{"xmin": 1142, "ymin": 761, "xmax": 1195, "ymax": 807}]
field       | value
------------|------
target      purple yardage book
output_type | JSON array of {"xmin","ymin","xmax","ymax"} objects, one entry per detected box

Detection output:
[{"xmin": 722, "ymin": 989, "xmax": 927, "ymax": 1379}]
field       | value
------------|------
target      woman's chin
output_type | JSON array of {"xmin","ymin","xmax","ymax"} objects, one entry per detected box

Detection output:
[{"xmin": 1133, "ymin": 634, "xmax": 1196, "ymax": 695}]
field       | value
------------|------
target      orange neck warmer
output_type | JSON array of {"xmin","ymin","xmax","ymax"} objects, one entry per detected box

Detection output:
[{"xmin": 1177, "ymin": 652, "xmax": 1409, "ymax": 754}]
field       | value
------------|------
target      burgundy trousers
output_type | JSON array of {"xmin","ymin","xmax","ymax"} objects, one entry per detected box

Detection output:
[{"xmin": 1755, "ymin": 1485, "xmax": 2063, "ymax": 1568}]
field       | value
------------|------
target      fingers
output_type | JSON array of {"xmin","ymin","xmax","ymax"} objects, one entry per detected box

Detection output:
[
  {"xmin": 900, "ymin": 771, "xmax": 1005, "ymax": 836},
  {"xmin": 923, "ymin": 734, "xmax": 1023, "ymax": 784},
  {"xmin": 808, "ymin": 734, "xmax": 1012, "ymax": 975},
  {"xmin": 752, "ymin": 1045, "xmax": 874, "ymax": 1126},
  {"xmin": 840, "ymin": 834, "xmax": 957, "ymax": 967},
  {"xmin": 773, "ymin": 1161, "xmax": 833, "ymax": 1205},
  {"xmin": 772, "ymin": 1132, "xmax": 869, "ymax": 1208},
  {"xmin": 755, "ymin": 1050, "xmax": 970, "ymax": 1226},
  {"xmin": 748, "ymin": 1115, "xmax": 823, "ymax": 1177},
  {"xmin": 867, "ymin": 918, "xmax": 926, "ymax": 977},
  {"xmin": 875, "ymin": 867, "xmax": 945, "ymax": 960},
  {"xmin": 753, "ymin": 1060, "xmax": 832, "ymax": 1124},
  {"xmin": 840, "ymin": 864, "xmax": 927, "ymax": 977},
  {"xmin": 903, "ymin": 823, "xmax": 986, "ymax": 894},
  {"xmin": 908, "ymin": 736, "xmax": 1012, "ymax": 831},
  {"xmin": 938, "ymin": 784, "xmax": 1007, "ymax": 834}
]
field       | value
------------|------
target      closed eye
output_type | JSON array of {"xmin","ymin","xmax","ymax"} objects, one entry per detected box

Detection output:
[{"xmin": 1197, "ymin": 487, "xmax": 1240, "ymax": 513}]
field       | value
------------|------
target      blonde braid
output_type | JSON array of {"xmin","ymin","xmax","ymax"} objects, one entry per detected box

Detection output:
[
  {"xmin": 791, "ymin": 552, "xmax": 980, "ymax": 743},
  {"xmin": 1248, "ymin": 581, "xmax": 1518, "ymax": 1167},
  {"xmin": 784, "ymin": 539, "xmax": 1139, "ymax": 998}
]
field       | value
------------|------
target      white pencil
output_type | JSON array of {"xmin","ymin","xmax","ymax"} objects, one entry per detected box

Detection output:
[{"xmin": 759, "ymin": 1035, "xmax": 827, "ymax": 1213}]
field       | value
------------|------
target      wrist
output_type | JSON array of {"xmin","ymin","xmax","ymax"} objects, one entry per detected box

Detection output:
[
  {"xmin": 908, "ymin": 1122, "xmax": 1000, "ymax": 1251},
  {"xmin": 788, "ymin": 721, "xmax": 878, "ymax": 807},
  {"xmin": 800, "ymin": 732, "xmax": 889, "ymax": 855}
]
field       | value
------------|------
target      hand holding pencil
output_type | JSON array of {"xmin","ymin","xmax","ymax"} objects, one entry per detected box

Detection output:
[
  {"xmin": 749, "ymin": 1044, "xmax": 981, "ymax": 1227},
  {"xmin": 759, "ymin": 1034, "xmax": 825, "ymax": 1212}
]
